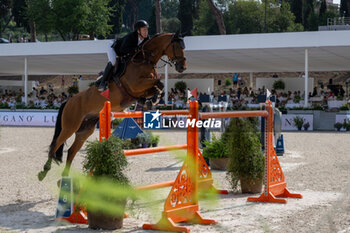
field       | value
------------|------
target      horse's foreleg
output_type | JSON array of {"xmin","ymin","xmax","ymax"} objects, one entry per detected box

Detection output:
[{"xmin": 62, "ymin": 116, "xmax": 99, "ymax": 177}]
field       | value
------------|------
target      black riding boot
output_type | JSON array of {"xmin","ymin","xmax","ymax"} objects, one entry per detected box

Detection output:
[{"xmin": 98, "ymin": 62, "xmax": 114, "ymax": 91}]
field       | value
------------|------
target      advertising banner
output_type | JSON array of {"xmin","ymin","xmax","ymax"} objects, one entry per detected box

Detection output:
[
  {"xmin": 281, "ymin": 114, "xmax": 313, "ymax": 131},
  {"xmin": 0, "ymin": 111, "xmax": 58, "ymax": 126}
]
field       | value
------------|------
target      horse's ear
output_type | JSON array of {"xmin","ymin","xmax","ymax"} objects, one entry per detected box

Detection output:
[{"xmin": 174, "ymin": 30, "xmax": 180, "ymax": 38}]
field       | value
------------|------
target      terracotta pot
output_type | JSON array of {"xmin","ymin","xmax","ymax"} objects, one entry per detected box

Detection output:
[
  {"xmin": 87, "ymin": 200, "xmax": 126, "ymax": 230},
  {"xmin": 240, "ymin": 177, "xmax": 263, "ymax": 194},
  {"xmin": 209, "ymin": 158, "xmax": 230, "ymax": 170}
]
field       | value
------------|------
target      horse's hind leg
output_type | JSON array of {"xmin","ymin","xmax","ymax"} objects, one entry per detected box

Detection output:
[{"xmin": 62, "ymin": 115, "xmax": 99, "ymax": 177}]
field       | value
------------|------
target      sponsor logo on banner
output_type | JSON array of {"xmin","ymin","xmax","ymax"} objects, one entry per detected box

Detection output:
[
  {"xmin": 0, "ymin": 111, "xmax": 58, "ymax": 126},
  {"xmin": 281, "ymin": 114, "xmax": 313, "ymax": 131}
]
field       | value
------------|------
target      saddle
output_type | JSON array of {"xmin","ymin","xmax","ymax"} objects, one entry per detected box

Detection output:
[{"xmin": 111, "ymin": 56, "xmax": 129, "ymax": 82}]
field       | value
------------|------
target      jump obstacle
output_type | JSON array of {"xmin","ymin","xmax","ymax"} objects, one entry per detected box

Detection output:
[{"xmin": 58, "ymin": 100, "xmax": 302, "ymax": 232}]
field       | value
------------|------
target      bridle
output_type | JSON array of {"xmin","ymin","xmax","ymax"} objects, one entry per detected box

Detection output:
[{"xmin": 160, "ymin": 37, "xmax": 186, "ymax": 68}]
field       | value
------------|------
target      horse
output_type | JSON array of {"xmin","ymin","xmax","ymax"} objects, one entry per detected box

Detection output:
[{"xmin": 38, "ymin": 32, "xmax": 187, "ymax": 181}]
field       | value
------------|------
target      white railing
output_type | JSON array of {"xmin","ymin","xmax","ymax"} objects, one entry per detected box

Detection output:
[{"xmin": 327, "ymin": 17, "xmax": 350, "ymax": 26}]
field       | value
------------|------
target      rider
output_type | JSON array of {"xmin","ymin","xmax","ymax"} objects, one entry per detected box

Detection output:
[{"xmin": 98, "ymin": 20, "xmax": 150, "ymax": 91}]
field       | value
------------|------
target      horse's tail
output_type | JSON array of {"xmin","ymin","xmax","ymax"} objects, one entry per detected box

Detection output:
[
  {"xmin": 49, "ymin": 101, "xmax": 67, "ymax": 162},
  {"xmin": 38, "ymin": 101, "xmax": 67, "ymax": 181}
]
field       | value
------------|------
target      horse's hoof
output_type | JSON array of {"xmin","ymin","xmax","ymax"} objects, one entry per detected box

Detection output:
[{"xmin": 37, "ymin": 171, "xmax": 47, "ymax": 181}]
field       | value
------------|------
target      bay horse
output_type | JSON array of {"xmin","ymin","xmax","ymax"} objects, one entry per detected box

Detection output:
[{"xmin": 38, "ymin": 32, "xmax": 186, "ymax": 181}]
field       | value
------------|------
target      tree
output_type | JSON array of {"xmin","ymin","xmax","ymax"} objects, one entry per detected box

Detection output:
[
  {"xmin": 0, "ymin": 0, "xmax": 12, "ymax": 35},
  {"xmin": 178, "ymin": 0, "xmax": 193, "ymax": 35},
  {"xmin": 288, "ymin": 0, "xmax": 303, "ymax": 24},
  {"xmin": 155, "ymin": 0, "xmax": 161, "ymax": 33},
  {"xmin": 193, "ymin": 0, "xmax": 219, "ymax": 35},
  {"xmin": 206, "ymin": 0, "xmax": 226, "ymax": 34},
  {"xmin": 84, "ymin": 0, "xmax": 112, "ymax": 40},
  {"xmin": 225, "ymin": 0, "xmax": 264, "ymax": 34},
  {"xmin": 109, "ymin": 0, "xmax": 127, "ymax": 36},
  {"xmin": 268, "ymin": 1, "xmax": 303, "ymax": 32},
  {"xmin": 340, "ymin": 0, "xmax": 350, "ymax": 17},
  {"xmin": 161, "ymin": 0, "xmax": 179, "ymax": 19}
]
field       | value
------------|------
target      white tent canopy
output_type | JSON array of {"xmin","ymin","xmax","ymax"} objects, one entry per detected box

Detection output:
[{"xmin": 1, "ymin": 30, "xmax": 350, "ymax": 106}]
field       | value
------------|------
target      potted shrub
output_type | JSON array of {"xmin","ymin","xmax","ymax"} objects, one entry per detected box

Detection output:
[
  {"xmin": 293, "ymin": 116, "xmax": 304, "ymax": 130},
  {"xmin": 83, "ymin": 136, "xmax": 129, "ymax": 230},
  {"xmin": 151, "ymin": 134, "xmax": 160, "ymax": 147},
  {"xmin": 343, "ymin": 119, "xmax": 350, "ymax": 131},
  {"xmin": 225, "ymin": 78, "xmax": 232, "ymax": 86},
  {"xmin": 202, "ymin": 135, "xmax": 229, "ymax": 170},
  {"xmin": 174, "ymin": 81, "xmax": 187, "ymax": 93},
  {"xmin": 225, "ymin": 118, "xmax": 264, "ymax": 193},
  {"xmin": 334, "ymin": 122, "xmax": 343, "ymax": 131},
  {"xmin": 67, "ymin": 85, "xmax": 79, "ymax": 95},
  {"xmin": 136, "ymin": 132, "xmax": 152, "ymax": 148},
  {"xmin": 303, "ymin": 122, "xmax": 310, "ymax": 131},
  {"xmin": 272, "ymin": 79, "xmax": 285, "ymax": 90}
]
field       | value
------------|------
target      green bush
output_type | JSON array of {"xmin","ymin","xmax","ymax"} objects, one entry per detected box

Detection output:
[
  {"xmin": 202, "ymin": 135, "xmax": 228, "ymax": 159},
  {"xmin": 136, "ymin": 132, "xmax": 152, "ymax": 145},
  {"xmin": 225, "ymin": 78, "xmax": 232, "ymax": 86},
  {"xmin": 83, "ymin": 136, "xmax": 129, "ymax": 184},
  {"xmin": 293, "ymin": 116, "xmax": 304, "ymax": 130},
  {"xmin": 339, "ymin": 104, "xmax": 350, "ymax": 111},
  {"xmin": 174, "ymin": 81, "xmax": 187, "ymax": 93},
  {"xmin": 225, "ymin": 118, "xmax": 264, "ymax": 190},
  {"xmin": 151, "ymin": 134, "xmax": 160, "ymax": 147},
  {"xmin": 343, "ymin": 119, "xmax": 350, "ymax": 131},
  {"xmin": 272, "ymin": 79, "xmax": 285, "ymax": 90},
  {"xmin": 334, "ymin": 122, "xmax": 343, "ymax": 131},
  {"xmin": 68, "ymin": 85, "xmax": 79, "ymax": 95},
  {"xmin": 112, "ymin": 118, "xmax": 123, "ymax": 128}
]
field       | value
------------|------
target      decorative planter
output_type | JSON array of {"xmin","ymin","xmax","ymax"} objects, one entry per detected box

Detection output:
[
  {"xmin": 87, "ymin": 200, "xmax": 126, "ymax": 230},
  {"xmin": 209, "ymin": 158, "xmax": 230, "ymax": 170},
  {"xmin": 240, "ymin": 177, "xmax": 263, "ymax": 194}
]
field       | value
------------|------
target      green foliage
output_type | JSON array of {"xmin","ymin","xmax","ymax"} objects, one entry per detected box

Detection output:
[
  {"xmin": 293, "ymin": 96, "xmax": 301, "ymax": 103},
  {"xmin": 340, "ymin": 104, "xmax": 350, "ymax": 111},
  {"xmin": 161, "ymin": 0, "xmax": 180, "ymax": 19},
  {"xmin": 334, "ymin": 122, "xmax": 343, "ymax": 131},
  {"xmin": 150, "ymin": 134, "xmax": 160, "ymax": 146},
  {"xmin": 178, "ymin": 0, "xmax": 194, "ymax": 35},
  {"xmin": 109, "ymin": 0, "xmax": 126, "ymax": 35},
  {"xmin": 303, "ymin": 122, "xmax": 310, "ymax": 130},
  {"xmin": 272, "ymin": 79, "xmax": 285, "ymax": 90},
  {"xmin": 83, "ymin": 136, "xmax": 129, "ymax": 184},
  {"xmin": 67, "ymin": 85, "xmax": 79, "ymax": 95},
  {"xmin": 162, "ymin": 17, "xmax": 181, "ymax": 33},
  {"xmin": 26, "ymin": 0, "xmax": 113, "ymax": 41},
  {"xmin": 293, "ymin": 116, "xmax": 304, "ymax": 130},
  {"xmin": 111, "ymin": 118, "xmax": 123, "ymax": 128},
  {"xmin": 136, "ymin": 132, "xmax": 152, "ymax": 145},
  {"xmin": 311, "ymin": 105, "xmax": 324, "ymax": 111},
  {"xmin": 225, "ymin": 118, "xmax": 264, "ymax": 190},
  {"xmin": 225, "ymin": 0, "xmax": 303, "ymax": 34},
  {"xmin": 225, "ymin": 78, "xmax": 232, "ymax": 86},
  {"xmin": 343, "ymin": 119, "xmax": 350, "ymax": 131},
  {"xmin": 202, "ymin": 135, "xmax": 228, "ymax": 159},
  {"xmin": 174, "ymin": 81, "xmax": 187, "ymax": 93},
  {"xmin": 193, "ymin": 0, "xmax": 219, "ymax": 35},
  {"xmin": 121, "ymin": 138, "xmax": 138, "ymax": 149}
]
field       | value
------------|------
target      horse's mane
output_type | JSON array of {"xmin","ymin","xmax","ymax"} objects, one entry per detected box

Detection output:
[{"xmin": 142, "ymin": 33, "xmax": 173, "ymax": 49}]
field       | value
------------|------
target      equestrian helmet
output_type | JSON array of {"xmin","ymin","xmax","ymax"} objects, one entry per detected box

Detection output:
[{"xmin": 134, "ymin": 20, "xmax": 149, "ymax": 31}]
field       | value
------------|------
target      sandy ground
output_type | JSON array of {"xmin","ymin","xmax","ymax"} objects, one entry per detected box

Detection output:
[{"xmin": 0, "ymin": 127, "xmax": 350, "ymax": 233}]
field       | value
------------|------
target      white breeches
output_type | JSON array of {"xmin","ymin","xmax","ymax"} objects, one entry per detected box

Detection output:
[{"xmin": 107, "ymin": 41, "xmax": 117, "ymax": 66}]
